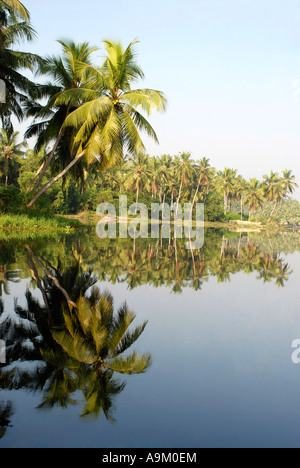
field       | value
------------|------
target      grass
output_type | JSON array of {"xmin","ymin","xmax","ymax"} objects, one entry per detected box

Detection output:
[{"xmin": 0, "ymin": 213, "xmax": 83, "ymax": 234}]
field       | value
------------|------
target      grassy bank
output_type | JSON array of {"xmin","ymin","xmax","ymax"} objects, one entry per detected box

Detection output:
[{"xmin": 0, "ymin": 213, "xmax": 83, "ymax": 234}]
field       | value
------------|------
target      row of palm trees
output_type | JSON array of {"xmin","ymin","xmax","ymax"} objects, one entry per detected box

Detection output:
[
  {"xmin": 97, "ymin": 152, "xmax": 298, "ymax": 220},
  {"xmin": 0, "ymin": 127, "xmax": 297, "ymax": 220}
]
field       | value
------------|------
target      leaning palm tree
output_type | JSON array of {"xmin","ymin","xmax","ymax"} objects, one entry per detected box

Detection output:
[
  {"xmin": 52, "ymin": 288, "xmax": 152, "ymax": 375},
  {"xmin": 25, "ymin": 39, "xmax": 99, "ymax": 195},
  {"xmin": 27, "ymin": 39, "xmax": 167, "ymax": 207}
]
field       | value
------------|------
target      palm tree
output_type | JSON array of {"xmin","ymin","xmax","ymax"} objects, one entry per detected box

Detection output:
[
  {"xmin": 0, "ymin": 129, "xmax": 24, "ymax": 185},
  {"xmin": 263, "ymin": 171, "xmax": 285, "ymax": 221},
  {"xmin": 52, "ymin": 289, "xmax": 152, "ymax": 375},
  {"xmin": 190, "ymin": 157, "xmax": 212, "ymax": 217},
  {"xmin": 124, "ymin": 153, "xmax": 151, "ymax": 205},
  {"xmin": 25, "ymin": 39, "xmax": 99, "ymax": 195},
  {"xmin": 174, "ymin": 152, "xmax": 195, "ymax": 214},
  {"xmin": 244, "ymin": 178, "xmax": 265, "ymax": 218},
  {"xmin": 216, "ymin": 168, "xmax": 237, "ymax": 215},
  {"xmin": 235, "ymin": 176, "xmax": 248, "ymax": 220},
  {"xmin": 27, "ymin": 39, "xmax": 167, "ymax": 207},
  {"xmin": 0, "ymin": 0, "xmax": 29, "ymax": 20},
  {"xmin": 0, "ymin": 3, "xmax": 40, "ymax": 133},
  {"xmin": 281, "ymin": 170, "xmax": 298, "ymax": 198},
  {"xmin": 149, "ymin": 156, "xmax": 165, "ymax": 199}
]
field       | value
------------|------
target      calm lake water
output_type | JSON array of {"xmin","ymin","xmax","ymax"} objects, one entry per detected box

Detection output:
[{"xmin": 0, "ymin": 228, "xmax": 300, "ymax": 448}]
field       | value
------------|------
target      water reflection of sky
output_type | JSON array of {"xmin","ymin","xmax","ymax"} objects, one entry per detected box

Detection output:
[{"xmin": 1, "ymin": 245, "xmax": 300, "ymax": 448}]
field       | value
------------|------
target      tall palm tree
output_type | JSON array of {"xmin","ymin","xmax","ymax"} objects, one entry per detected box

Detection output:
[
  {"xmin": 190, "ymin": 157, "xmax": 212, "ymax": 216},
  {"xmin": 244, "ymin": 178, "xmax": 265, "ymax": 218},
  {"xmin": 174, "ymin": 152, "xmax": 195, "ymax": 214},
  {"xmin": 263, "ymin": 171, "xmax": 285, "ymax": 221},
  {"xmin": 281, "ymin": 169, "xmax": 298, "ymax": 198},
  {"xmin": 0, "ymin": 3, "xmax": 39, "ymax": 133},
  {"xmin": 25, "ymin": 39, "xmax": 99, "ymax": 195},
  {"xmin": 235, "ymin": 176, "xmax": 248, "ymax": 220},
  {"xmin": 124, "ymin": 153, "xmax": 151, "ymax": 205},
  {"xmin": 27, "ymin": 39, "xmax": 167, "ymax": 207},
  {"xmin": 216, "ymin": 168, "xmax": 237, "ymax": 215},
  {"xmin": 52, "ymin": 289, "xmax": 152, "ymax": 375},
  {"xmin": 0, "ymin": 129, "xmax": 24, "ymax": 185}
]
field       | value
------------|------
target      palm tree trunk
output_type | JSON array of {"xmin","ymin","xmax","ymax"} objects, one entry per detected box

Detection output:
[
  {"xmin": 190, "ymin": 177, "xmax": 201, "ymax": 221},
  {"xmin": 176, "ymin": 178, "xmax": 183, "ymax": 215},
  {"xmin": 268, "ymin": 201, "xmax": 278, "ymax": 222},
  {"xmin": 224, "ymin": 191, "xmax": 227, "ymax": 215},
  {"xmin": 241, "ymin": 196, "xmax": 243, "ymax": 221},
  {"xmin": 26, "ymin": 134, "xmax": 62, "ymax": 194},
  {"xmin": 27, "ymin": 151, "xmax": 85, "ymax": 207}
]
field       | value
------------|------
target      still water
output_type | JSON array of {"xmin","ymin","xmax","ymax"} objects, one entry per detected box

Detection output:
[{"xmin": 0, "ymin": 228, "xmax": 300, "ymax": 448}]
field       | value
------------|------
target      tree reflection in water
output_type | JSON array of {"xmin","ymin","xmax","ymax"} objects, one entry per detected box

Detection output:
[
  {"xmin": 0, "ymin": 247, "xmax": 152, "ymax": 426},
  {"xmin": 0, "ymin": 230, "xmax": 296, "ymax": 437}
]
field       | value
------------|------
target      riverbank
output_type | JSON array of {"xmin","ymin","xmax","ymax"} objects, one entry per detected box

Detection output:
[
  {"xmin": 0, "ymin": 213, "xmax": 81, "ymax": 234},
  {"xmin": 0, "ymin": 212, "xmax": 298, "ymax": 238},
  {"xmin": 62, "ymin": 211, "xmax": 300, "ymax": 233}
]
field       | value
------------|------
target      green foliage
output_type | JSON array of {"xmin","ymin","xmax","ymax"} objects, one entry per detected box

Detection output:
[
  {"xmin": 0, "ymin": 185, "xmax": 23, "ymax": 212},
  {"xmin": 225, "ymin": 212, "xmax": 249, "ymax": 221},
  {"xmin": 204, "ymin": 192, "xmax": 225, "ymax": 222},
  {"xmin": 254, "ymin": 200, "xmax": 300, "ymax": 225},
  {"xmin": 0, "ymin": 212, "xmax": 80, "ymax": 232}
]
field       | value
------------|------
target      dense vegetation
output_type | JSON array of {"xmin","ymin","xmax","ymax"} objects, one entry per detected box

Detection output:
[{"xmin": 0, "ymin": 0, "xmax": 299, "ymax": 228}]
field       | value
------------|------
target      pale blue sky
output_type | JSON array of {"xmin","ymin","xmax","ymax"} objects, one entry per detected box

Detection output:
[{"xmin": 19, "ymin": 0, "xmax": 300, "ymax": 198}]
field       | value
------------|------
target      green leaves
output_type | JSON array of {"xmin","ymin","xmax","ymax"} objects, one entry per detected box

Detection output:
[
  {"xmin": 51, "ymin": 287, "xmax": 151, "ymax": 376},
  {"xmin": 0, "ymin": 0, "xmax": 30, "ymax": 21},
  {"xmin": 105, "ymin": 352, "xmax": 152, "ymax": 375}
]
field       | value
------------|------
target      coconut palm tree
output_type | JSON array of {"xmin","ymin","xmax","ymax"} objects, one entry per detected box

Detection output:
[
  {"xmin": 235, "ymin": 176, "xmax": 248, "ymax": 220},
  {"xmin": 52, "ymin": 289, "xmax": 152, "ymax": 375},
  {"xmin": 123, "ymin": 153, "xmax": 151, "ymax": 205},
  {"xmin": 0, "ymin": 129, "xmax": 24, "ymax": 185},
  {"xmin": 25, "ymin": 39, "xmax": 99, "ymax": 195},
  {"xmin": 27, "ymin": 39, "xmax": 167, "ymax": 207},
  {"xmin": 281, "ymin": 170, "xmax": 298, "ymax": 198},
  {"xmin": 190, "ymin": 157, "xmax": 212, "ymax": 217},
  {"xmin": 244, "ymin": 178, "xmax": 265, "ymax": 218},
  {"xmin": 174, "ymin": 152, "xmax": 195, "ymax": 213},
  {"xmin": 216, "ymin": 168, "xmax": 237, "ymax": 215},
  {"xmin": 263, "ymin": 171, "xmax": 285, "ymax": 221},
  {"xmin": 0, "ymin": 3, "xmax": 40, "ymax": 133}
]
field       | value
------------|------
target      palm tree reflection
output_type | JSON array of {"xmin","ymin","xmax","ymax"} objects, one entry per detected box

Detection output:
[{"xmin": 0, "ymin": 248, "xmax": 151, "ymax": 423}]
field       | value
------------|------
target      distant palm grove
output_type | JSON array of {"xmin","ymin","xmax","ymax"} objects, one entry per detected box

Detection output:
[{"xmin": 0, "ymin": 0, "xmax": 299, "ymax": 226}]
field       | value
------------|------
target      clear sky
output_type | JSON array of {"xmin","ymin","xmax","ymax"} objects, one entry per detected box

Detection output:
[{"xmin": 18, "ymin": 0, "xmax": 300, "ymax": 199}]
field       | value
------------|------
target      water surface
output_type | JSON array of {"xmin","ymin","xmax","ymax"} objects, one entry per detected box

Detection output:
[{"xmin": 0, "ymin": 229, "xmax": 300, "ymax": 448}]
